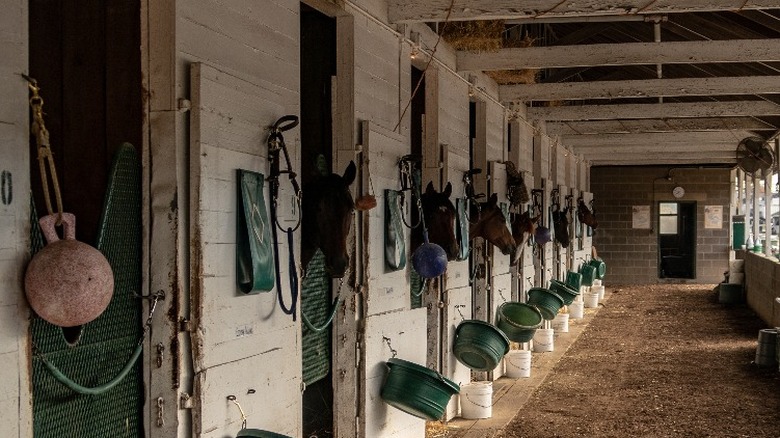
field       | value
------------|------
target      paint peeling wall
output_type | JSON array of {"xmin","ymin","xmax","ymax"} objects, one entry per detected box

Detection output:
[{"xmin": 0, "ymin": 0, "xmax": 31, "ymax": 436}]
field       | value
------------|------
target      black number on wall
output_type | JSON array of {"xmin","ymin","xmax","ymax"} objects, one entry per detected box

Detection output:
[{"xmin": 1, "ymin": 170, "xmax": 12, "ymax": 205}]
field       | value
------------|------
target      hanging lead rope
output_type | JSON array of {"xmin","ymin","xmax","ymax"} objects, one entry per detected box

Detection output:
[
  {"xmin": 267, "ymin": 115, "xmax": 301, "ymax": 321},
  {"xmin": 23, "ymin": 75, "xmax": 64, "ymax": 225},
  {"xmin": 36, "ymin": 291, "xmax": 164, "ymax": 395}
]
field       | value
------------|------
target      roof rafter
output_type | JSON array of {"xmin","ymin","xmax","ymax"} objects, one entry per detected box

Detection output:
[{"xmin": 526, "ymin": 101, "xmax": 780, "ymax": 121}]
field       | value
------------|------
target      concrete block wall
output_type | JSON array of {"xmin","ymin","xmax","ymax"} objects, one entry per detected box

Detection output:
[
  {"xmin": 591, "ymin": 167, "xmax": 731, "ymax": 284},
  {"xmin": 744, "ymin": 252, "xmax": 780, "ymax": 327}
]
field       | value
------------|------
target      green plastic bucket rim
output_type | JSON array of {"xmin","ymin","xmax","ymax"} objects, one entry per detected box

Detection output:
[
  {"xmin": 497, "ymin": 302, "xmax": 543, "ymax": 329},
  {"xmin": 528, "ymin": 288, "xmax": 565, "ymax": 306},
  {"xmin": 455, "ymin": 320, "xmax": 510, "ymax": 354},
  {"xmin": 386, "ymin": 358, "xmax": 460, "ymax": 393},
  {"xmin": 236, "ymin": 429, "xmax": 292, "ymax": 438},
  {"xmin": 550, "ymin": 279, "xmax": 579, "ymax": 295}
]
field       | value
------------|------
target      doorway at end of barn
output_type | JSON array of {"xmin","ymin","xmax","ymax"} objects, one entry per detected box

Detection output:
[
  {"xmin": 658, "ymin": 201, "xmax": 697, "ymax": 279},
  {"xmin": 300, "ymin": 3, "xmax": 337, "ymax": 437}
]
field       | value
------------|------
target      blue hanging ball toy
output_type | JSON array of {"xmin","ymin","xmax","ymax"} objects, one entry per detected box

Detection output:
[
  {"xmin": 534, "ymin": 226, "xmax": 552, "ymax": 246},
  {"xmin": 412, "ymin": 242, "xmax": 448, "ymax": 278}
]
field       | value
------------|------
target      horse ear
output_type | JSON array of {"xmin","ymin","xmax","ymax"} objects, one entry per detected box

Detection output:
[
  {"xmin": 443, "ymin": 182, "xmax": 452, "ymax": 198},
  {"xmin": 425, "ymin": 182, "xmax": 435, "ymax": 194},
  {"xmin": 489, "ymin": 193, "xmax": 498, "ymax": 205},
  {"xmin": 342, "ymin": 161, "xmax": 357, "ymax": 186}
]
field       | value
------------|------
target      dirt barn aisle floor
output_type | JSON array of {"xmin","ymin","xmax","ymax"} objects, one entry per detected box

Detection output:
[{"xmin": 499, "ymin": 284, "xmax": 780, "ymax": 438}]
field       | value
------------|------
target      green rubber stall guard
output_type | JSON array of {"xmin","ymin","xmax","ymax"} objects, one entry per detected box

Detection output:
[
  {"xmin": 301, "ymin": 250, "xmax": 332, "ymax": 386},
  {"xmin": 31, "ymin": 144, "xmax": 144, "ymax": 437}
]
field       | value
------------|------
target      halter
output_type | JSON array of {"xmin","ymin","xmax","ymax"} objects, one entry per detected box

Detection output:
[
  {"xmin": 397, "ymin": 155, "xmax": 422, "ymax": 229},
  {"xmin": 267, "ymin": 115, "xmax": 302, "ymax": 321},
  {"xmin": 463, "ymin": 167, "xmax": 484, "ymax": 224}
]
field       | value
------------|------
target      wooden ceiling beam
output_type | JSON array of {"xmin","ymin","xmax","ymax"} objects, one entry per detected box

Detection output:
[
  {"xmin": 591, "ymin": 156, "xmax": 736, "ymax": 165},
  {"xmin": 388, "ymin": 0, "xmax": 780, "ymax": 23},
  {"xmin": 562, "ymin": 131, "xmax": 752, "ymax": 147},
  {"xmin": 500, "ymin": 76, "xmax": 780, "ymax": 101},
  {"xmin": 547, "ymin": 117, "xmax": 776, "ymax": 135},
  {"xmin": 458, "ymin": 39, "xmax": 780, "ymax": 71},
  {"xmin": 527, "ymin": 101, "xmax": 780, "ymax": 121},
  {"xmin": 573, "ymin": 144, "xmax": 737, "ymax": 154}
]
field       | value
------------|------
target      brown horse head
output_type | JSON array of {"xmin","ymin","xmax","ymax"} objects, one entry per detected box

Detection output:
[
  {"xmin": 510, "ymin": 211, "xmax": 541, "ymax": 264},
  {"xmin": 412, "ymin": 182, "xmax": 459, "ymax": 261},
  {"xmin": 302, "ymin": 161, "xmax": 356, "ymax": 277},
  {"xmin": 470, "ymin": 193, "xmax": 516, "ymax": 258},
  {"xmin": 577, "ymin": 199, "xmax": 598, "ymax": 229}
]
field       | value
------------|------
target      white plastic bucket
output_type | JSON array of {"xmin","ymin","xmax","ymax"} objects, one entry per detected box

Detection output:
[
  {"xmin": 533, "ymin": 328, "xmax": 554, "ymax": 352},
  {"xmin": 552, "ymin": 313, "xmax": 569, "ymax": 333},
  {"xmin": 592, "ymin": 285, "xmax": 605, "ymax": 301},
  {"xmin": 569, "ymin": 300, "xmax": 584, "ymax": 319},
  {"xmin": 583, "ymin": 292, "xmax": 599, "ymax": 308},
  {"xmin": 460, "ymin": 381, "xmax": 493, "ymax": 419},
  {"xmin": 592, "ymin": 279, "xmax": 602, "ymax": 287},
  {"xmin": 579, "ymin": 286, "xmax": 589, "ymax": 296},
  {"xmin": 504, "ymin": 349, "xmax": 531, "ymax": 378}
]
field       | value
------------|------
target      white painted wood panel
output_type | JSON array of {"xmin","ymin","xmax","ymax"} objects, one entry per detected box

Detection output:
[
  {"xmin": 194, "ymin": 341, "xmax": 300, "ymax": 438},
  {"xmin": 190, "ymin": 62, "xmax": 301, "ymax": 437},
  {"xmin": 177, "ymin": 0, "xmax": 300, "ymax": 95},
  {"xmin": 490, "ymin": 161, "xmax": 512, "ymax": 275},
  {"xmin": 364, "ymin": 122, "xmax": 411, "ymax": 317},
  {"xmin": 442, "ymin": 285, "xmax": 472, "ymax": 420},
  {"xmin": 0, "ymin": 0, "xmax": 30, "ymax": 435},
  {"xmin": 363, "ymin": 308, "xmax": 428, "ymax": 438}
]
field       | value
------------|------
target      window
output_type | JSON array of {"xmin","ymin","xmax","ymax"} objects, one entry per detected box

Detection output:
[{"xmin": 659, "ymin": 202, "xmax": 678, "ymax": 235}]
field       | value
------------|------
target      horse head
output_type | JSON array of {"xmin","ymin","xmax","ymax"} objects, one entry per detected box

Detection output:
[
  {"xmin": 413, "ymin": 182, "xmax": 459, "ymax": 261},
  {"xmin": 510, "ymin": 210, "xmax": 541, "ymax": 265},
  {"xmin": 302, "ymin": 161, "xmax": 356, "ymax": 277},
  {"xmin": 470, "ymin": 193, "xmax": 516, "ymax": 258}
]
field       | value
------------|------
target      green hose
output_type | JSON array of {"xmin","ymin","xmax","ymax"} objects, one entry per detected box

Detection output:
[
  {"xmin": 40, "ymin": 342, "xmax": 144, "ymax": 396},
  {"xmin": 301, "ymin": 297, "xmax": 341, "ymax": 333}
]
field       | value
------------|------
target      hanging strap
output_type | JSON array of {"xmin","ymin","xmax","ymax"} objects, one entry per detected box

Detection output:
[{"xmin": 24, "ymin": 75, "xmax": 64, "ymax": 224}]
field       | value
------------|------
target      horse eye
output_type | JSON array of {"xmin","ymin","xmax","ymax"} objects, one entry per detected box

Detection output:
[{"xmin": 439, "ymin": 206, "xmax": 448, "ymax": 212}]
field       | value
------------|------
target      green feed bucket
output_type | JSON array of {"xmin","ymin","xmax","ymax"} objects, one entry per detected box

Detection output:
[
  {"xmin": 565, "ymin": 271, "xmax": 582, "ymax": 290},
  {"xmin": 527, "ymin": 288, "xmax": 565, "ymax": 320},
  {"xmin": 589, "ymin": 259, "xmax": 606, "ymax": 279},
  {"xmin": 580, "ymin": 264, "xmax": 596, "ymax": 286},
  {"xmin": 453, "ymin": 320, "xmax": 510, "ymax": 371},
  {"xmin": 496, "ymin": 302, "xmax": 543, "ymax": 343},
  {"xmin": 381, "ymin": 358, "xmax": 460, "ymax": 420},
  {"xmin": 549, "ymin": 279, "xmax": 580, "ymax": 305},
  {"xmin": 236, "ymin": 429, "xmax": 292, "ymax": 438}
]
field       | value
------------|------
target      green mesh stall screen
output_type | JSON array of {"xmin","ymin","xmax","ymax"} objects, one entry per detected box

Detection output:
[
  {"xmin": 31, "ymin": 144, "xmax": 144, "ymax": 438},
  {"xmin": 301, "ymin": 250, "xmax": 332, "ymax": 386}
]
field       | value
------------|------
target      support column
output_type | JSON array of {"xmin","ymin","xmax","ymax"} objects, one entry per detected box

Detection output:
[
  {"xmin": 753, "ymin": 174, "xmax": 760, "ymax": 245},
  {"xmin": 764, "ymin": 172, "xmax": 772, "ymax": 256}
]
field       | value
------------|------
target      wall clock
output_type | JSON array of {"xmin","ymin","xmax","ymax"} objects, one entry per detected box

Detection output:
[{"xmin": 672, "ymin": 186, "xmax": 685, "ymax": 199}]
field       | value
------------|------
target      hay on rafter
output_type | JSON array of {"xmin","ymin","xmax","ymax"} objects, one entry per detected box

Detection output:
[{"xmin": 440, "ymin": 20, "xmax": 505, "ymax": 52}]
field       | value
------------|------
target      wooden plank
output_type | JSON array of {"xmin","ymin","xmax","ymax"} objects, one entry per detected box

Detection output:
[
  {"xmin": 501, "ymin": 76, "xmax": 780, "ymax": 102},
  {"xmin": 388, "ymin": 0, "xmax": 780, "ymax": 23},
  {"xmin": 547, "ymin": 117, "xmax": 776, "ymax": 135},
  {"xmin": 526, "ymin": 100, "xmax": 780, "ymax": 121},
  {"xmin": 458, "ymin": 39, "xmax": 780, "ymax": 71},
  {"xmin": 441, "ymin": 286, "xmax": 472, "ymax": 420},
  {"xmin": 563, "ymin": 131, "xmax": 751, "ymax": 147},
  {"xmin": 422, "ymin": 66, "xmax": 440, "ymax": 188},
  {"xmin": 362, "ymin": 308, "xmax": 427, "ymax": 437},
  {"xmin": 592, "ymin": 156, "xmax": 738, "ymax": 165},
  {"xmin": 194, "ymin": 346, "xmax": 300, "ymax": 438}
]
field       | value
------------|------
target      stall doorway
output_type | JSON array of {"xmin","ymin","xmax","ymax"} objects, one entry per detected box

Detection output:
[
  {"xmin": 300, "ymin": 4, "xmax": 336, "ymax": 436},
  {"xmin": 658, "ymin": 202, "xmax": 696, "ymax": 279}
]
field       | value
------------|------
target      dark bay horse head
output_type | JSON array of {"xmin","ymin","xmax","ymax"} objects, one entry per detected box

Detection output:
[
  {"xmin": 301, "ymin": 161, "xmax": 356, "ymax": 277},
  {"xmin": 470, "ymin": 193, "xmax": 516, "ymax": 258},
  {"xmin": 510, "ymin": 211, "xmax": 541, "ymax": 265},
  {"xmin": 412, "ymin": 182, "xmax": 459, "ymax": 261}
]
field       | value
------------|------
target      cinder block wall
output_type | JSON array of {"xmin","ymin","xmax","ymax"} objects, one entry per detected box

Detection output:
[
  {"xmin": 591, "ymin": 167, "xmax": 731, "ymax": 284},
  {"xmin": 744, "ymin": 252, "xmax": 780, "ymax": 326}
]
